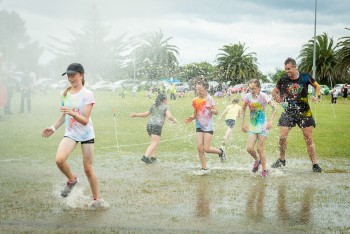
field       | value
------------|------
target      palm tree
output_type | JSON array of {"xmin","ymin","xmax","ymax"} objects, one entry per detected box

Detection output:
[
  {"xmin": 298, "ymin": 33, "xmax": 338, "ymax": 86},
  {"xmin": 216, "ymin": 42, "xmax": 260, "ymax": 84},
  {"xmin": 133, "ymin": 30, "xmax": 179, "ymax": 80},
  {"xmin": 336, "ymin": 28, "xmax": 350, "ymax": 82}
]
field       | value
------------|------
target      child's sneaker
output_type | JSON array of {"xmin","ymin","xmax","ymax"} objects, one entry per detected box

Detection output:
[
  {"xmin": 141, "ymin": 156, "xmax": 152, "ymax": 164},
  {"xmin": 312, "ymin": 164, "xmax": 323, "ymax": 172},
  {"xmin": 61, "ymin": 176, "xmax": 78, "ymax": 197},
  {"xmin": 90, "ymin": 198, "xmax": 103, "ymax": 209},
  {"xmin": 193, "ymin": 168, "xmax": 210, "ymax": 176},
  {"xmin": 219, "ymin": 148, "xmax": 226, "ymax": 162},
  {"xmin": 271, "ymin": 159, "xmax": 286, "ymax": 168},
  {"xmin": 252, "ymin": 160, "xmax": 261, "ymax": 173},
  {"xmin": 150, "ymin": 157, "xmax": 157, "ymax": 162},
  {"xmin": 261, "ymin": 170, "xmax": 269, "ymax": 178}
]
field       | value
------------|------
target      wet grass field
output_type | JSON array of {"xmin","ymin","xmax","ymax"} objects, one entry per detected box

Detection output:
[{"xmin": 1, "ymin": 90, "xmax": 350, "ymax": 233}]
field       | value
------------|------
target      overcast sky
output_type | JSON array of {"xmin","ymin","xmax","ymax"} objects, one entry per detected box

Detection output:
[{"xmin": 1, "ymin": 0, "xmax": 349, "ymax": 75}]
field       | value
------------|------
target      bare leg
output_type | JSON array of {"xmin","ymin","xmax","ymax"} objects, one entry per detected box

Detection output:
[
  {"xmin": 82, "ymin": 143, "xmax": 99, "ymax": 199},
  {"xmin": 55, "ymin": 137, "xmax": 77, "ymax": 181},
  {"xmin": 145, "ymin": 134, "xmax": 161, "ymax": 157},
  {"xmin": 302, "ymin": 126, "xmax": 318, "ymax": 165},
  {"xmin": 246, "ymin": 134, "xmax": 259, "ymax": 161},
  {"xmin": 196, "ymin": 132, "xmax": 206, "ymax": 169},
  {"xmin": 203, "ymin": 133, "xmax": 221, "ymax": 154},
  {"xmin": 257, "ymin": 135, "xmax": 267, "ymax": 170},
  {"xmin": 223, "ymin": 127, "xmax": 233, "ymax": 145},
  {"xmin": 279, "ymin": 127, "xmax": 291, "ymax": 160}
]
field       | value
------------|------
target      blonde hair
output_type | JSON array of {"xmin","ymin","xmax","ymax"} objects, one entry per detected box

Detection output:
[{"xmin": 247, "ymin": 79, "xmax": 261, "ymax": 88}]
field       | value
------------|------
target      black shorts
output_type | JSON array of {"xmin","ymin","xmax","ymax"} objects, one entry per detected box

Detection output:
[
  {"xmin": 64, "ymin": 136, "xmax": 95, "ymax": 144},
  {"xmin": 147, "ymin": 124, "xmax": 163, "ymax": 136},
  {"xmin": 278, "ymin": 110, "xmax": 316, "ymax": 128},
  {"xmin": 196, "ymin": 128, "xmax": 214, "ymax": 135}
]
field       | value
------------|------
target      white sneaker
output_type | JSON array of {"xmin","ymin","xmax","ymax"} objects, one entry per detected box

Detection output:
[{"xmin": 193, "ymin": 168, "xmax": 210, "ymax": 176}]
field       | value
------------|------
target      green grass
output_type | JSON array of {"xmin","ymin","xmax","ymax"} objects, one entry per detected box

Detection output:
[{"xmin": 0, "ymin": 90, "xmax": 349, "ymax": 160}]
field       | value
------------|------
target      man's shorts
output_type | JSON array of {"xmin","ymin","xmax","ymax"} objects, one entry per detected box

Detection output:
[
  {"xmin": 225, "ymin": 119, "xmax": 236, "ymax": 128},
  {"xmin": 196, "ymin": 128, "xmax": 214, "ymax": 135},
  {"xmin": 278, "ymin": 110, "xmax": 316, "ymax": 128},
  {"xmin": 147, "ymin": 124, "xmax": 163, "ymax": 136}
]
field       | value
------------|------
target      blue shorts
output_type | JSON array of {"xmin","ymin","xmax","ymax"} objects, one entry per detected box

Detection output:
[
  {"xmin": 225, "ymin": 119, "xmax": 236, "ymax": 128},
  {"xmin": 248, "ymin": 130, "xmax": 268, "ymax": 137}
]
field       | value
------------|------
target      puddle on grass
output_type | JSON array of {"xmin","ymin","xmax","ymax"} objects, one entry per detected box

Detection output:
[{"xmin": 1, "ymin": 154, "xmax": 350, "ymax": 233}]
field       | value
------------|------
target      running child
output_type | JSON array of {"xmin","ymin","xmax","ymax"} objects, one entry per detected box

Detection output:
[
  {"xmin": 185, "ymin": 77, "xmax": 226, "ymax": 175},
  {"xmin": 41, "ymin": 63, "xmax": 103, "ymax": 208},
  {"xmin": 218, "ymin": 98, "xmax": 241, "ymax": 148},
  {"xmin": 130, "ymin": 93, "xmax": 178, "ymax": 163},
  {"xmin": 241, "ymin": 79, "xmax": 277, "ymax": 178}
]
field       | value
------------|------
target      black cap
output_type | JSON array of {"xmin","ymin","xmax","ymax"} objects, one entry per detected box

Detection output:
[{"xmin": 62, "ymin": 63, "xmax": 84, "ymax": 76}]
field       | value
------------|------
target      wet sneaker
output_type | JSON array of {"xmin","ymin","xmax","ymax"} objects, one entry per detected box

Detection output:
[
  {"xmin": 194, "ymin": 168, "xmax": 210, "ymax": 176},
  {"xmin": 141, "ymin": 156, "xmax": 152, "ymax": 164},
  {"xmin": 312, "ymin": 164, "xmax": 323, "ymax": 172},
  {"xmin": 252, "ymin": 160, "xmax": 261, "ymax": 173},
  {"xmin": 261, "ymin": 170, "xmax": 269, "ymax": 178},
  {"xmin": 271, "ymin": 159, "xmax": 286, "ymax": 168},
  {"xmin": 219, "ymin": 148, "xmax": 226, "ymax": 162},
  {"xmin": 61, "ymin": 176, "xmax": 78, "ymax": 197},
  {"xmin": 90, "ymin": 198, "xmax": 103, "ymax": 209},
  {"xmin": 150, "ymin": 157, "xmax": 157, "ymax": 162}
]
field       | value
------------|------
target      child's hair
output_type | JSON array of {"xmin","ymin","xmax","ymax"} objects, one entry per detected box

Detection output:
[
  {"xmin": 247, "ymin": 78, "xmax": 261, "ymax": 88},
  {"xmin": 155, "ymin": 93, "xmax": 167, "ymax": 107},
  {"xmin": 232, "ymin": 98, "xmax": 240, "ymax": 104},
  {"xmin": 63, "ymin": 72, "xmax": 85, "ymax": 97},
  {"xmin": 195, "ymin": 75, "xmax": 209, "ymax": 90}
]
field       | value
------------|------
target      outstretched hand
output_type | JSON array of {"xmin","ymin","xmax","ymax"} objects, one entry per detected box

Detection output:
[{"xmin": 41, "ymin": 127, "xmax": 54, "ymax": 138}]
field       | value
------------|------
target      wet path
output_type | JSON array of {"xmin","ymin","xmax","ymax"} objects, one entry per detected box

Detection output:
[{"xmin": 0, "ymin": 154, "xmax": 349, "ymax": 233}]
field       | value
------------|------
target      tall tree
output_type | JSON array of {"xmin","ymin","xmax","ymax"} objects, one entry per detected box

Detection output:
[
  {"xmin": 178, "ymin": 62, "xmax": 215, "ymax": 82},
  {"xmin": 336, "ymin": 28, "xmax": 350, "ymax": 82},
  {"xmin": 0, "ymin": 10, "xmax": 42, "ymax": 74},
  {"xmin": 298, "ymin": 33, "xmax": 338, "ymax": 86},
  {"xmin": 216, "ymin": 42, "xmax": 260, "ymax": 84},
  {"xmin": 132, "ymin": 30, "xmax": 179, "ymax": 81},
  {"xmin": 47, "ymin": 6, "xmax": 127, "ymax": 82}
]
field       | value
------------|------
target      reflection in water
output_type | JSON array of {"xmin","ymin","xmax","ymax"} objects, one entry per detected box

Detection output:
[
  {"xmin": 245, "ymin": 182, "xmax": 266, "ymax": 222},
  {"xmin": 196, "ymin": 178, "xmax": 210, "ymax": 218},
  {"xmin": 278, "ymin": 182, "xmax": 315, "ymax": 225}
]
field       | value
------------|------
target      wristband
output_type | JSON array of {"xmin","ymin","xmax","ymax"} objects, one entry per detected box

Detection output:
[{"xmin": 50, "ymin": 125, "xmax": 56, "ymax": 132}]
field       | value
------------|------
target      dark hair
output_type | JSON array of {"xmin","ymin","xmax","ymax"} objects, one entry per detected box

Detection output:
[
  {"xmin": 285, "ymin": 57, "xmax": 297, "ymax": 67},
  {"xmin": 155, "ymin": 93, "xmax": 167, "ymax": 107},
  {"xmin": 232, "ymin": 98, "xmax": 240, "ymax": 104}
]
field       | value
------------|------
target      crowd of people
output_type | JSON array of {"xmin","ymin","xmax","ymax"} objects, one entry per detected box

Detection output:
[{"xmin": 37, "ymin": 57, "xmax": 331, "ymax": 208}]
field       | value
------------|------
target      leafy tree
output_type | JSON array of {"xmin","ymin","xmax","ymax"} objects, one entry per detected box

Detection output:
[
  {"xmin": 336, "ymin": 28, "xmax": 350, "ymax": 82},
  {"xmin": 268, "ymin": 68, "xmax": 286, "ymax": 83},
  {"xmin": 216, "ymin": 42, "xmax": 260, "ymax": 84},
  {"xmin": 47, "ymin": 6, "xmax": 127, "ymax": 82},
  {"xmin": 132, "ymin": 30, "xmax": 179, "ymax": 81},
  {"xmin": 298, "ymin": 33, "xmax": 338, "ymax": 86},
  {"xmin": 0, "ymin": 10, "xmax": 42, "ymax": 74},
  {"xmin": 178, "ymin": 62, "xmax": 215, "ymax": 81}
]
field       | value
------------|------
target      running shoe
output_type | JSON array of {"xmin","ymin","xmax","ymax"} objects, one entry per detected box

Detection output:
[
  {"xmin": 61, "ymin": 176, "xmax": 78, "ymax": 197},
  {"xmin": 90, "ymin": 198, "xmax": 103, "ymax": 209},
  {"xmin": 261, "ymin": 170, "xmax": 269, "ymax": 178},
  {"xmin": 312, "ymin": 164, "xmax": 323, "ymax": 173},
  {"xmin": 219, "ymin": 148, "xmax": 226, "ymax": 162},
  {"xmin": 252, "ymin": 160, "xmax": 261, "ymax": 173},
  {"xmin": 194, "ymin": 168, "xmax": 210, "ymax": 176},
  {"xmin": 150, "ymin": 157, "xmax": 157, "ymax": 162},
  {"xmin": 141, "ymin": 156, "xmax": 152, "ymax": 164},
  {"xmin": 271, "ymin": 159, "xmax": 286, "ymax": 168}
]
